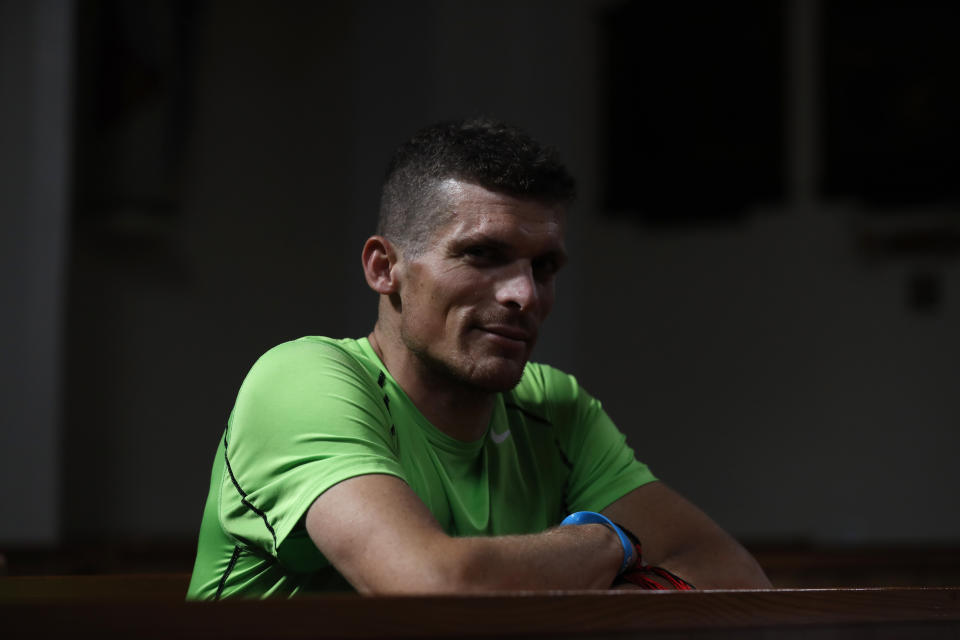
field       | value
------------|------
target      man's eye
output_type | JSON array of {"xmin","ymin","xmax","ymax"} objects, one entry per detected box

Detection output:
[
  {"xmin": 532, "ymin": 256, "xmax": 559, "ymax": 279},
  {"xmin": 464, "ymin": 246, "xmax": 496, "ymax": 260}
]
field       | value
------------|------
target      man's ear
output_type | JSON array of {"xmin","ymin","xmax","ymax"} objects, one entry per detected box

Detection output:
[{"xmin": 361, "ymin": 235, "xmax": 401, "ymax": 294}]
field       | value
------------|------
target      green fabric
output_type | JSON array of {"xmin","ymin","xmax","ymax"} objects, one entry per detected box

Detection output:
[{"xmin": 187, "ymin": 337, "xmax": 656, "ymax": 599}]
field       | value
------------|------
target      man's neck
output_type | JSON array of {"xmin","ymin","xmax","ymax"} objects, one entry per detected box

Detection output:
[{"xmin": 368, "ymin": 327, "xmax": 495, "ymax": 442}]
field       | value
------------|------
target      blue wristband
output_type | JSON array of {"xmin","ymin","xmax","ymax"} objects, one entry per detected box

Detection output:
[{"xmin": 560, "ymin": 511, "xmax": 635, "ymax": 575}]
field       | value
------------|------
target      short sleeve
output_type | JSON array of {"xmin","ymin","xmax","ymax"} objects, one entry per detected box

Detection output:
[
  {"xmin": 539, "ymin": 366, "xmax": 656, "ymax": 512},
  {"xmin": 219, "ymin": 339, "xmax": 406, "ymax": 566}
]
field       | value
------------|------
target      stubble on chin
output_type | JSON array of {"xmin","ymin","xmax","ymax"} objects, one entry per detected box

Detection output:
[
  {"xmin": 463, "ymin": 358, "xmax": 529, "ymax": 393},
  {"xmin": 408, "ymin": 342, "xmax": 529, "ymax": 394}
]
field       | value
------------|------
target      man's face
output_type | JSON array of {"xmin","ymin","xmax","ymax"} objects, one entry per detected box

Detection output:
[{"xmin": 396, "ymin": 180, "xmax": 567, "ymax": 392}]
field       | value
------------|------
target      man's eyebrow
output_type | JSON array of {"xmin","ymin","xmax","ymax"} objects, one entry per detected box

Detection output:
[
  {"xmin": 451, "ymin": 233, "xmax": 568, "ymax": 264},
  {"xmin": 451, "ymin": 234, "xmax": 510, "ymax": 250}
]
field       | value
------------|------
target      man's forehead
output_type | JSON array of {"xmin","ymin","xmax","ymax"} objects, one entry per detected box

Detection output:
[
  {"xmin": 436, "ymin": 178, "xmax": 553, "ymax": 204},
  {"xmin": 435, "ymin": 179, "xmax": 566, "ymax": 228}
]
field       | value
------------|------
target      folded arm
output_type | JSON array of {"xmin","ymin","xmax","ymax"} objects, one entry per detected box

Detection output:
[
  {"xmin": 601, "ymin": 481, "xmax": 772, "ymax": 589},
  {"xmin": 306, "ymin": 473, "xmax": 625, "ymax": 594},
  {"xmin": 307, "ymin": 475, "xmax": 770, "ymax": 593}
]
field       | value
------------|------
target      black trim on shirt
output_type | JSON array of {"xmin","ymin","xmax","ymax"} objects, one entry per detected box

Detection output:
[
  {"xmin": 504, "ymin": 402, "xmax": 551, "ymax": 426},
  {"xmin": 223, "ymin": 434, "xmax": 279, "ymax": 550},
  {"xmin": 504, "ymin": 402, "xmax": 572, "ymax": 470},
  {"xmin": 215, "ymin": 545, "xmax": 242, "ymax": 601},
  {"xmin": 554, "ymin": 439, "xmax": 574, "ymax": 470}
]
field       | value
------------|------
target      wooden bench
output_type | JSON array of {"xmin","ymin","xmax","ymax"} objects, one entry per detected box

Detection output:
[
  {"xmin": 0, "ymin": 572, "xmax": 189, "ymax": 601},
  {"xmin": 2, "ymin": 576, "xmax": 959, "ymax": 639}
]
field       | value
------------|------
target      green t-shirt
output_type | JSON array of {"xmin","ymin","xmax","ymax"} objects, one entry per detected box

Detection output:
[{"xmin": 187, "ymin": 337, "xmax": 655, "ymax": 599}]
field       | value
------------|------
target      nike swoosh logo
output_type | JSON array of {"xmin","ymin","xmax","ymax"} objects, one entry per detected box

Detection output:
[{"xmin": 490, "ymin": 429, "xmax": 511, "ymax": 444}]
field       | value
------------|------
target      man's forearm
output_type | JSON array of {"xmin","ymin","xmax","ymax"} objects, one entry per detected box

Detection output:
[
  {"xmin": 651, "ymin": 532, "xmax": 771, "ymax": 589},
  {"xmin": 307, "ymin": 475, "xmax": 628, "ymax": 595},
  {"xmin": 426, "ymin": 524, "xmax": 624, "ymax": 594},
  {"xmin": 354, "ymin": 523, "xmax": 624, "ymax": 595},
  {"xmin": 601, "ymin": 482, "xmax": 772, "ymax": 590}
]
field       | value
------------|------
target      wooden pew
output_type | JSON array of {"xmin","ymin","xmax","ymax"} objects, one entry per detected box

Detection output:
[
  {"xmin": 0, "ymin": 572, "xmax": 189, "ymax": 601},
  {"xmin": 2, "ymin": 576, "xmax": 959, "ymax": 639}
]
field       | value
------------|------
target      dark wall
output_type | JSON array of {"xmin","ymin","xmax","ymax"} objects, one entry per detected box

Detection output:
[{"xmin": 0, "ymin": 0, "xmax": 73, "ymax": 545}]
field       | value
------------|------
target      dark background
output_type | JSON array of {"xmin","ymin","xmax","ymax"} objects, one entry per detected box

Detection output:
[{"xmin": 3, "ymin": 0, "xmax": 959, "ymax": 567}]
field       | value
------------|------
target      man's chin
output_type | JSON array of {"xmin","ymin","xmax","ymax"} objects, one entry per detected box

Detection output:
[
  {"xmin": 465, "ymin": 358, "xmax": 528, "ymax": 393},
  {"xmin": 426, "ymin": 354, "xmax": 528, "ymax": 393},
  {"xmin": 408, "ymin": 339, "xmax": 531, "ymax": 393}
]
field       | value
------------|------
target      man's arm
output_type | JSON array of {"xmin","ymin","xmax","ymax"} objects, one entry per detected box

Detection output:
[
  {"xmin": 601, "ymin": 481, "xmax": 772, "ymax": 589},
  {"xmin": 305, "ymin": 473, "xmax": 625, "ymax": 594}
]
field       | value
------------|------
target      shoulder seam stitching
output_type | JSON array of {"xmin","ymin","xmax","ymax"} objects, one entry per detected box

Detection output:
[{"xmin": 223, "ymin": 434, "xmax": 279, "ymax": 551}]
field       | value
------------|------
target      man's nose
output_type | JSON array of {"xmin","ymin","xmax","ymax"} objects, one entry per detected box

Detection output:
[{"xmin": 495, "ymin": 263, "xmax": 538, "ymax": 311}]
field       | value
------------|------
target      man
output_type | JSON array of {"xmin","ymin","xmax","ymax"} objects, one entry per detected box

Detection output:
[{"xmin": 187, "ymin": 118, "xmax": 770, "ymax": 598}]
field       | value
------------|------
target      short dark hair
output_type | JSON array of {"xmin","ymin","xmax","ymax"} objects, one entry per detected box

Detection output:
[{"xmin": 377, "ymin": 117, "xmax": 576, "ymax": 256}]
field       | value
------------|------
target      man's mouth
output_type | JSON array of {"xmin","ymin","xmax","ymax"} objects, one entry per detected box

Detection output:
[{"xmin": 479, "ymin": 325, "xmax": 534, "ymax": 344}]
